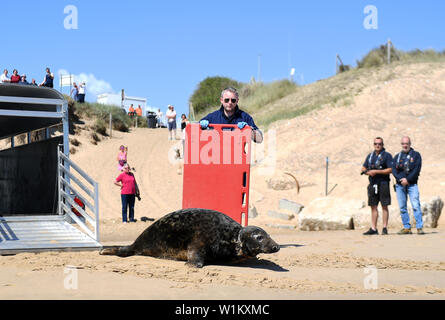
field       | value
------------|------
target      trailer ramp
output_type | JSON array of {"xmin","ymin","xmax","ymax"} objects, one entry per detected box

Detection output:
[{"xmin": 0, "ymin": 216, "xmax": 101, "ymax": 254}]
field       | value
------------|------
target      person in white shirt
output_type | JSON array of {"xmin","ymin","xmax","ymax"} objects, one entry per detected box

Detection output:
[
  {"xmin": 78, "ymin": 82, "xmax": 86, "ymax": 103},
  {"xmin": 165, "ymin": 105, "xmax": 177, "ymax": 140},
  {"xmin": 1, "ymin": 69, "xmax": 10, "ymax": 83},
  {"xmin": 156, "ymin": 108, "xmax": 164, "ymax": 128}
]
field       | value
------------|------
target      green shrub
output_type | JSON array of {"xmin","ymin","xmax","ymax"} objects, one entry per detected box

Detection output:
[
  {"xmin": 64, "ymin": 95, "xmax": 133, "ymax": 133},
  {"xmin": 93, "ymin": 119, "xmax": 108, "ymax": 136},
  {"xmin": 70, "ymin": 138, "xmax": 81, "ymax": 147},
  {"xmin": 400, "ymin": 48, "xmax": 445, "ymax": 63},
  {"xmin": 112, "ymin": 118, "xmax": 130, "ymax": 132},
  {"xmin": 357, "ymin": 43, "xmax": 400, "ymax": 69},
  {"xmin": 136, "ymin": 116, "xmax": 148, "ymax": 128},
  {"xmin": 90, "ymin": 132, "xmax": 101, "ymax": 143},
  {"xmin": 189, "ymin": 76, "xmax": 241, "ymax": 115}
]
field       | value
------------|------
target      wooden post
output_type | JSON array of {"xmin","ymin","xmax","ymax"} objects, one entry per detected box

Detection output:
[
  {"xmin": 325, "ymin": 157, "xmax": 329, "ymax": 196},
  {"xmin": 387, "ymin": 38, "xmax": 391, "ymax": 64},
  {"xmin": 109, "ymin": 112, "xmax": 112, "ymax": 137},
  {"xmin": 336, "ymin": 54, "xmax": 339, "ymax": 74}
]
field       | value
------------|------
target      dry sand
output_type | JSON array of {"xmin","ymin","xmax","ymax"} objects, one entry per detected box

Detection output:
[{"xmin": 1, "ymin": 62, "xmax": 445, "ymax": 299}]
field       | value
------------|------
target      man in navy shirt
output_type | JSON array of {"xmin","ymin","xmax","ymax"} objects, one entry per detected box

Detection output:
[
  {"xmin": 200, "ymin": 87, "xmax": 263, "ymax": 143},
  {"xmin": 392, "ymin": 136, "xmax": 424, "ymax": 235},
  {"xmin": 361, "ymin": 137, "xmax": 393, "ymax": 235}
]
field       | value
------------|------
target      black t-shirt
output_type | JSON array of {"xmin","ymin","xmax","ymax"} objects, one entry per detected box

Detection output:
[{"xmin": 363, "ymin": 150, "xmax": 393, "ymax": 184}]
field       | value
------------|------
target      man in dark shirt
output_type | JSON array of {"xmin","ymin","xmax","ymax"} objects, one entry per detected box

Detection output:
[
  {"xmin": 200, "ymin": 87, "xmax": 263, "ymax": 143},
  {"xmin": 392, "ymin": 136, "xmax": 424, "ymax": 235},
  {"xmin": 361, "ymin": 137, "xmax": 393, "ymax": 235}
]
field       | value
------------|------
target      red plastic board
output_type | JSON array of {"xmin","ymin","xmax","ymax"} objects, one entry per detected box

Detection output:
[{"xmin": 182, "ymin": 123, "xmax": 252, "ymax": 226}]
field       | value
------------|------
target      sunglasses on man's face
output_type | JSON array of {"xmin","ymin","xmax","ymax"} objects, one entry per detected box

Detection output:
[
  {"xmin": 374, "ymin": 143, "xmax": 383, "ymax": 146},
  {"xmin": 224, "ymin": 98, "xmax": 237, "ymax": 104}
]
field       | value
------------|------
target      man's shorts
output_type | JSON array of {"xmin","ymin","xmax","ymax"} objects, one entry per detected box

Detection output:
[
  {"xmin": 368, "ymin": 181, "xmax": 391, "ymax": 207},
  {"xmin": 168, "ymin": 121, "xmax": 176, "ymax": 130}
]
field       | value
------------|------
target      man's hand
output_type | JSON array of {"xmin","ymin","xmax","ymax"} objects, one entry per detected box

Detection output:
[
  {"xmin": 367, "ymin": 170, "xmax": 377, "ymax": 177},
  {"xmin": 200, "ymin": 120, "xmax": 209, "ymax": 130},
  {"xmin": 237, "ymin": 122, "xmax": 248, "ymax": 129},
  {"xmin": 400, "ymin": 178, "xmax": 409, "ymax": 186}
]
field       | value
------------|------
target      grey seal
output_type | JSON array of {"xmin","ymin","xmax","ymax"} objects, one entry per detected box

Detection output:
[{"xmin": 100, "ymin": 208, "xmax": 280, "ymax": 267}]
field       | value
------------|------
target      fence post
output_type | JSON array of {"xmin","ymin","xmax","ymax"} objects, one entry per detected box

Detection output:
[
  {"xmin": 109, "ymin": 112, "xmax": 112, "ymax": 137},
  {"xmin": 336, "ymin": 54, "xmax": 339, "ymax": 74},
  {"xmin": 325, "ymin": 157, "xmax": 329, "ymax": 196},
  {"xmin": 387, "ymin": 38, "xmax": 391, "ymax": 64}
]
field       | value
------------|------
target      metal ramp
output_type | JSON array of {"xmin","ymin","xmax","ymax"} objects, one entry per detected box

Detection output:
[
  {"xmin": 0, "ymin": 85, "xmax": 102, "ymax": 254},
  {"xmin": 0, "ymin": 216, "xmax": 101, "ymax": 254}
]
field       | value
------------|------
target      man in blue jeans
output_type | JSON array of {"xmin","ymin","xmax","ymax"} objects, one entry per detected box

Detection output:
[{"xmin": 392, "ymin": 136, "xmax": 424, "ymax": 235}]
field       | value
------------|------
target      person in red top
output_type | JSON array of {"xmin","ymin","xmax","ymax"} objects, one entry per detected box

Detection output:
[
  {"xmin": 10, "ymin": 69, "xmax": 21, "ymax": 83},
  {"xmin": 114, "ymin": 163, "xmax": 140, "ymax": 223}
]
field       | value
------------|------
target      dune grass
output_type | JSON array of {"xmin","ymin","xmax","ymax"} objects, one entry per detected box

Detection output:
[
  {"xmin": 66, "ymin": 95, "xmax": 147, "ymax": 135},
  {"xmin": 247, "ymin": 47, "xmax": 445, "ymax": 129},
  {"xmin": 194, "ymin": 79, "xmax": 298, "ymax": 121}
]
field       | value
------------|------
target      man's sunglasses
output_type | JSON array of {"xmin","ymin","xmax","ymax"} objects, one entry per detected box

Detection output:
[{"xmin": 224, "ymin": 98, "xmax": 237, "ymax": 103}]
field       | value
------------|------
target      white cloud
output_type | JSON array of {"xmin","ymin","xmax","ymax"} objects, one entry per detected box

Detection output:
[{"xmin": 58, "ymin": 69, "xmax": 114, "ymax": 101}]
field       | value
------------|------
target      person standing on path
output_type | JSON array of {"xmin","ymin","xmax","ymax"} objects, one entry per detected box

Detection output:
[
  {"xmin": 70, "ymin": 82, "xmax": 79, "ymax": 102},
  {"xmin": 117, "ymin": 145, "xmax": 128, "ymax": 171},
  {"xmin": 392, "ymin": 136, "xmax": 424, "ymax": 235},
  {"xmin": 361, "ymin": 137, "xmax": 393, "ymax": 235},
  {"xmin": 166, "ymin": 105, "xmax": 177, "ymax": 141},
  {"xmin": 78, "ymin": 82, "xmax": 86, "ymax": 103},
  {"xmin": 114, "ymin": 163, "xmax": 139, "ymax": 224}
]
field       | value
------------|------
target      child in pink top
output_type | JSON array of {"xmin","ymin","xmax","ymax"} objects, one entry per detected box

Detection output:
[{"xmin": 117, "ymin": 145, "xmax": 128, "ymax": 171}]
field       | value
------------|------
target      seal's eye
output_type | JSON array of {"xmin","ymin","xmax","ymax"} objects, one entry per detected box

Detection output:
[{"xmin": 256, "ymin": 235, "xmax": 264, "ymax": 241}]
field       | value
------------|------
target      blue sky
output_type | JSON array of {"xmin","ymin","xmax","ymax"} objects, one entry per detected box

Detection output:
[{"xmin": 1, "ymin": 0, "xmax": 444, "ymax": 118}]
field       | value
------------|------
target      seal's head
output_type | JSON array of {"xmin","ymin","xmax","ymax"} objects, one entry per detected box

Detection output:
[{"xmin": 239, "ymin": 226, "xmax": 280, "ymax": 257}]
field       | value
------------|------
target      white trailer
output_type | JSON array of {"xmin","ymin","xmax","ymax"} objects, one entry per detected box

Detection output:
[{"xmin": 0, "ymin": 84, "xmax": 101, "ymax": 254}]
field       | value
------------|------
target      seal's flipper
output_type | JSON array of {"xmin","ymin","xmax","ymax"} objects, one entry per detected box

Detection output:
[
  {"xmin": 99, "ymin": 245, "xmax": 134, "ymax": 257},
  {"xmin": 186, "ymin": 240, "xmax": 206, "ymax": 268}
]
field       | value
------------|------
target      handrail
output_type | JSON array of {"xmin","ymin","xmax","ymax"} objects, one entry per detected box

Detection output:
[
  {"xmin": 59, "ymin": 189, "xmax": 96, "ymax": 227},
  {"xmin": 58, "ymin": 146, "xmax": 100, "ymax": 241},
  {"xmin": 59, "ymin": 152, "xmax": 96, "ymax": 186},
  {"xmin": 59, "ymin": 166, "xmax": 95, "ymax": 199},
  {"xmin": 59, "ymin": 177, "xmax": 95, "ymax": 213}
]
